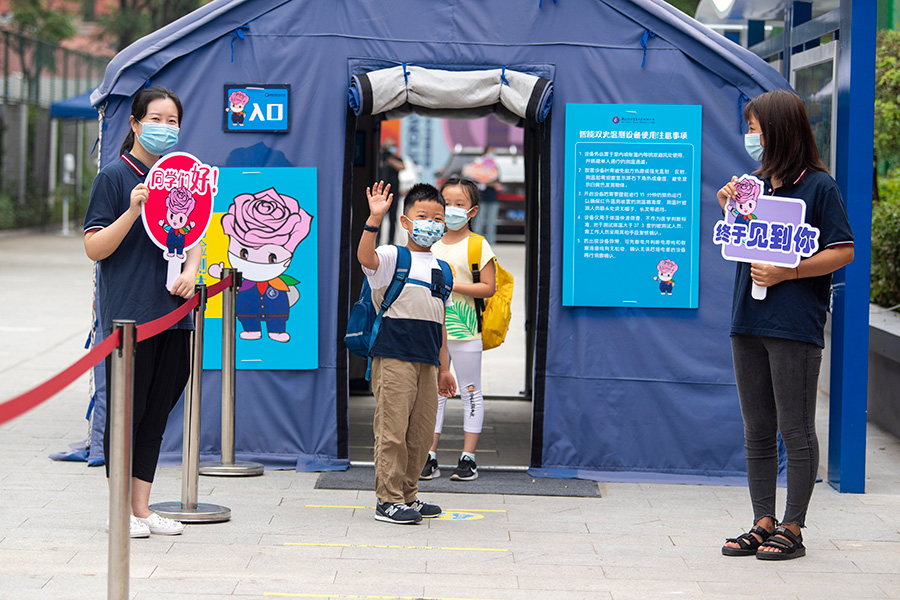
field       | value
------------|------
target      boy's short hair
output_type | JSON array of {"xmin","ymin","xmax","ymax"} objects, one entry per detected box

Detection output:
[{"xmin": 404, "ymin": 183, "xmax": 445, "ymax": 214}]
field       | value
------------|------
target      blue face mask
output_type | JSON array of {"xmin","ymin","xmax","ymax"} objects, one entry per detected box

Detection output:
[
  {"xmin": 444, "ymin": 206, "xmax": 473, "ymax": 231},
  {"xmin": 744, "ymin": 133, "xmax": 764, "ymax": 162},
  {"xmin": 406, "ymin": 218, "xmax": 445, "ymax": 247},
  {"xmin": 138, "ymin": 122, "xmax": 179, "ymax": 155}
]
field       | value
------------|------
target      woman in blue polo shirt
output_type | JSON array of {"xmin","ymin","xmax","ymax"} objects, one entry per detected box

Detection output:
[
  {"xmin": 717, "ymin": 90, "xmax": 854, "ymax": 560},
  {"xmin": 84, "ymin": 87, "xmax": 198, "ymax": 538}
]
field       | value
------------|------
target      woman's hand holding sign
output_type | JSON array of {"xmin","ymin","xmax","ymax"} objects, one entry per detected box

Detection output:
[
  {"xmin": 750, "ymin": 262, "xmax": 795, "ymax": 288},
  {"xmin": 130, "ymin": 183, "xmax": 149, "ymax": 215},
  {"xmin": 716, "ymin": 176, "xmax": 739, "ymax": 211}
]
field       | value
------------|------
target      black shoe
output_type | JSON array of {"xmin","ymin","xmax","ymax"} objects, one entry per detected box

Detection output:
[
  {"xmin": 375, "ymin": 501, "xmax": 422, "ymax": 524},
  {"xmin": 407, "ymin": 498, "xmax": 442, "ymax": 518},
  {"xmin": 450, "ymin": 456, "xmax": 478, "ymax": 481},
  {"xmin": 419, "ymin": 456, "xmax": 440, "ymax": 480}
]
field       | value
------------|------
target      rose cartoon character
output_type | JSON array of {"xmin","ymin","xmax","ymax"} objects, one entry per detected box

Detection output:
[
  {"xmin": 727, "ymin": 177, "xmax": 760, "ymax": 225},
  {"xmin": 158, "ymin": 187, "xmax": 196, "ymax": 259},
  {"xmin": 226, "ymin": 90, "xmax": 249, "ymax": 127},
  {"xmin": 208, "ymin": 188, "xmax": 312, "ymax": 342},
  {"xmin": 653, "ymin": 259, "xmax": 679, "ymax": 295}
]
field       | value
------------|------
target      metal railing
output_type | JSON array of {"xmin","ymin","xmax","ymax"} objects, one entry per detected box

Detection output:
[{"xmin": 1, "ymin": 27, "xmax": 108, "ymax": 107}]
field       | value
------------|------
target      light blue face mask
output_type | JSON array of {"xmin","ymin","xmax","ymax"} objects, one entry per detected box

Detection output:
[
  {"xmin": 138, "ymin": 122, "xmax": 180, "ymax": 155},
  {"xmin": 406, "ymin": 218, "xmax": 445, "ymax": 247},
  {"xmin": 744, "ymin": 133, "xmax": 764, "ymax": 162},
  {"xmin": 444, "ymin": 206, "xmax": 474, "ymax": 231}
]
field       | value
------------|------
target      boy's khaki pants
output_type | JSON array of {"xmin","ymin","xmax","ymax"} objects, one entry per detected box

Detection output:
[{"xmin": 371, "ymin": 357, "xmax": 439, "ymax": 504}]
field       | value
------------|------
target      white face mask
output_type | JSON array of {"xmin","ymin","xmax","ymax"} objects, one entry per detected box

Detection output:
[
  {"xmin": 228, "ymin": 253, "xmax": 290, "ymax": 282},
  {"xmin": 444, "ymin": 206, "xmax": 474, "ymax": 231}
]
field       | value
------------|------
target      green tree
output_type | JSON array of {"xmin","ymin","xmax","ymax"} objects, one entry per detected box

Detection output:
[
  {"xmin": 102, "ymin": 0, "xmax": 205, "ymax": 52},
  {"xmin": 666, "ymin": 0, "xmax": 702, "ymax": 16},
  {"xmin": 875, "ymin": 30, "xmax": 900, "ymax": 179},
  {"xmin": 8, "ymin": 0, "xmax": 76, "ymax": 103}
]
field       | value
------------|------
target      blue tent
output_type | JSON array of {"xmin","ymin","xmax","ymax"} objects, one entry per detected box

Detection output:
[
  {"xmin": 90, "ymin": 0, "xmax": 789, "ymax": 482},
  {"xmin": 50, "ymin": 90, "xmax": 98, "ymax": 119}
]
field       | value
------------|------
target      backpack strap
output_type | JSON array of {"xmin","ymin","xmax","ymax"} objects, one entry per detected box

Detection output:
[
  {"xmin": 436, "ymin": 259, "xmax": 454, "ymax": 302},
  {"xmin": 468, "ymin": 233, "xmax": 486, "ymax": 332},
  {"xmin": 366, "ymin": 245, "xmax": 411, "ymax": 379}
]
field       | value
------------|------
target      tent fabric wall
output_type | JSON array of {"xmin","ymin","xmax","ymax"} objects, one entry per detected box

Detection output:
[{"xmin": 91, "ymin": 0, "xmax": 789, "ymax": 482}]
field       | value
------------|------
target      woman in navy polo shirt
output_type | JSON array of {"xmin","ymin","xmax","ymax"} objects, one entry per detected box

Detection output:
[
  {"xmin": 717, "ymin": 90, "xmax": 854, "ymax": 560},
  {"xmin": 84, "ymin": 87, "xmax": 198, "ymax": 538}
]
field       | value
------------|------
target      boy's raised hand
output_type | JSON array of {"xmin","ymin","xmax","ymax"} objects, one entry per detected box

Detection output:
[{"xmin": 366, "ymin": 180, "xmax": 393, "ymax": 221}]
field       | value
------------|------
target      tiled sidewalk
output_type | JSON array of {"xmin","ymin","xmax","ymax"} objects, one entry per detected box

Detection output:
[{"xmin": 2, "ymin": 232, "xmax": 899, "ymax": 600}]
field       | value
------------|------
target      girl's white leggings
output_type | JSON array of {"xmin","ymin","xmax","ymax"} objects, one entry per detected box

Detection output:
[{"xmin": 435, "ymin": 338, "xmax": 484, "ymax": 434}]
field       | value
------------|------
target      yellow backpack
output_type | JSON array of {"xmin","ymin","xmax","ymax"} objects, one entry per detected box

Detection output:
[{"xmin": 467, "ymin": 233, "xmax": 513, "ymax": 350}]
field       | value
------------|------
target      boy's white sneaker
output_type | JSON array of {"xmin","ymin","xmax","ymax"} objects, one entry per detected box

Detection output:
[{"xmin": 138, "ymin": 513, "xmax": 185, "ymax": 535}]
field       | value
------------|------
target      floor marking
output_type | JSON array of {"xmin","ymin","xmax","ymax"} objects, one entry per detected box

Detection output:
[
  {"xmin": 305, "ymin": 505, "xmax": 506, "ymax": 513},
  {"xmin": 284, "ymin": 542, "xmax": 505, "ymax": 552},
  {"xmin": 264, "ymin": 594, "xmax": 507, "ymax": 599},
  {"xmin": 348, "ymin": 445, "xmax": 498, "ymax": 453}
]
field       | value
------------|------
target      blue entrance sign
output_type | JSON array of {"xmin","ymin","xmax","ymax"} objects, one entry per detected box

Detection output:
[
  {"xmin": 223, "ymin": 84, "xmax": 290, "ymax": 133},
  {"xmin": 563, "ymin": 103, "xmax": 702, "ymax": 308}
]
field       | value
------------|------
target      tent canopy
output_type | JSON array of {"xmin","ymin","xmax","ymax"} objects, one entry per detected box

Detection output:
[
  {"xmin": 91, "ymin": 0, "xmax": 789, "ymax": 482},
  {"xmin": 51, "ymin": 91, "xmax": 98, "ymax": 119}
]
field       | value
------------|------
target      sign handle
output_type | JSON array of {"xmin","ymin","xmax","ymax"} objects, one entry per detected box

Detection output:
[
  {"xmin": 751, "ymin": 282, "xmax": 767, "ymax": 301},
  {"xmin": 166, "ymin": 256, "xmax": 186, "ymax": 291}
]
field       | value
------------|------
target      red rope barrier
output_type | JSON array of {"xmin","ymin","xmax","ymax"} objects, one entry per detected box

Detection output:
[
  {"xmin": 0, "ymin": 329, "xmax": 121, "ymax": 426},
  {"xmin": 0, "ymin": 274, "xmax": 234, "ymax": 426}
]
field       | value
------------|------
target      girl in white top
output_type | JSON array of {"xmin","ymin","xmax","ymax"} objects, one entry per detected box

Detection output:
[{"xmin": 421, "ymin": 176, "xmax": 497, "ymax": 481}]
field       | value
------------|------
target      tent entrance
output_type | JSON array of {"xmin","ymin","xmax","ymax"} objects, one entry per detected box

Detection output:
[{"xmin": 337, "ymin": 64, "xmax": 553, "ymax": 471}]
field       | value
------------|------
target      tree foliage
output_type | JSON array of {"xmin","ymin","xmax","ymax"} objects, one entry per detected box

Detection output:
[
  {"xmin": 102, "ymin": 0, "xmax": 205, "ymax": 52},
  {"xmin": 8, "ymin": 0, "xmax": 76, "ymax": 43},
  {"xmin": 875, "ymin": 30, "xmax": 900, "ymax": 171},
  {"xmin": 7, "ymin": 1, "xmax": 76, "ymax": 103}
]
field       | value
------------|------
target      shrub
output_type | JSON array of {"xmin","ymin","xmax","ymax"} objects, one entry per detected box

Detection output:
[
  {"xmin": 871, "ymin": 191, "xmax": 900, "ymax": 308},
  {"xmin": 0, "ymin": 193, "xmax": 14, "ymax": 229}
]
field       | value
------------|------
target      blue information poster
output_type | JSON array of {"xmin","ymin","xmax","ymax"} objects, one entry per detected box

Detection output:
[
  {"xmin": 201, "ymin": 167, "xmax": 318, "ymax": 370},
  {"xmin": 563, "ymin": 103, "xmax": 702, "ymax": 308}
]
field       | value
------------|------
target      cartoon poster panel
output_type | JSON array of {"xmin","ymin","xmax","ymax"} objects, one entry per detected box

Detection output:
[{"xmin": 201, "ymin": 167, "xmax": 318, "ymax": 370}]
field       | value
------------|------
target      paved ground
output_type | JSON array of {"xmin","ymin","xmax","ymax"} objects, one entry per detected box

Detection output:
[{"xmin": 2, "ymin": 232, "xmax": 900, "ymax": 600}]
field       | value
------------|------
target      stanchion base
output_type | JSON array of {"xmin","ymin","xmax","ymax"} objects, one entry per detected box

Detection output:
[
  {"xmin": 199, "ymin": 460, "xmax": 265, "ymax": 477},
  {"xmin": 149, "ymin": 501, "xmax": 231, "ymax": 523}
]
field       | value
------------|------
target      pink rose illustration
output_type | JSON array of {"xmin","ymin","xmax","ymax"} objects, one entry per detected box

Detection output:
[
  {"xmin": 221, "ymin": 187, "xmax": 312, "ymax": 252},
  {"xmin": 734, "ymin": 178, "xmax": 761, "ymax": 207},
  {"xmin": 166, "ymin": 187, "xmax": 196, "ymax": 215}
]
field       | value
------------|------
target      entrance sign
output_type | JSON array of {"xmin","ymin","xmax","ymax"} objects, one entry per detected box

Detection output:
[
  {"xmin": 141, "ymin": 152, "xmax": 217, "ymax": 290},
  {"xmin": 201, "ymin": 167, "xmax": 318, "ymax": 370},
  {"xmin": 223, "ymin": 84, "xmax": 291, "ymax": 133},
  {"xmin": 563, "ymin": 103, "xmax": 702, "ymax": 308},
  {"xmin": 712, "ymin": 174, "xmax": 820, "ymax": 300}
]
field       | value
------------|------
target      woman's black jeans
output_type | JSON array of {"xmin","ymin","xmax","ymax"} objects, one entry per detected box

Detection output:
[{"xmin": 731, "ymin": 334, "xmax": 822, "ymax": 528}]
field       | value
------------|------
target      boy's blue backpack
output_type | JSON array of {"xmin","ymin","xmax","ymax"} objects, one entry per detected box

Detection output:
[{"xmin": 345, "ymin": 245, "xmax": 453, "ymax": 380}]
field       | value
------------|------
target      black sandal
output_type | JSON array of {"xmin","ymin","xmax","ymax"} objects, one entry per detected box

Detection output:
[
  {"xmin": 755, "ymin": 526, "xmax": 805, "ymax": 561},
  {"xmin": 722, "ymin": 525, "xmax": 772, "ymax": 556}
]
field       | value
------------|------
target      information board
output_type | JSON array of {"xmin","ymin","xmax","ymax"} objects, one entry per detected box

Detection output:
[{"xmin": 563, "ymin": 103, "xmax": 702, "ymax": 308}]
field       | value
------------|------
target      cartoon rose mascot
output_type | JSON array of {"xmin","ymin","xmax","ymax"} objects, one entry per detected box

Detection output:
[
  {"xmin": 225, "ymin": 90, "xmax": 249, "ymax": 127},
  {"xmin": 653, "ymin": 258, "xmax": 679, "ymax": 296},
  {"xmin": 727, "ymin": 177, "xmax": 760, "ymax": 225},
  {"xmin": 158, "ymin": 187, "xmax": 196, "ymax": 259},
  {"xmin": 208, "ymin": 188, "xmax": 312, "ymax": 342}
]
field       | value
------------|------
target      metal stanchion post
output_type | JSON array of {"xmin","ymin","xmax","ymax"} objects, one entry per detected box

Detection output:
[
  {"xmin": 150, "ymin": 284, "xmax": 231, "ymax": 523},
  {"xmin": 108, "ymin": 320, "xmax": 135, "ymax": 600},
  {"xmin": 201, "ymin": 269, "xmax": 263, "ymax": 476}
]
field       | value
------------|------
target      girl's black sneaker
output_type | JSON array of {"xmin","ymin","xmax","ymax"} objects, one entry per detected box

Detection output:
[{"xmin": 450, "ymin": 456, "xmax": 478, "ymax": 481}]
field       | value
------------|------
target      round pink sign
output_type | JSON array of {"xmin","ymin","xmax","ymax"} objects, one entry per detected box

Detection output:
[{"xmin": 141, "ymin": 152, "xmax": 217, "ymax": 258}]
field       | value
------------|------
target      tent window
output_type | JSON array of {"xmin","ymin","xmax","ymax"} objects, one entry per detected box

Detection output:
[{"xmin": 348, "ymin": 64, "xmax": 553, "ymax": 125}]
